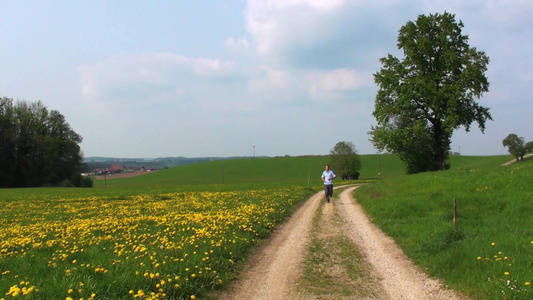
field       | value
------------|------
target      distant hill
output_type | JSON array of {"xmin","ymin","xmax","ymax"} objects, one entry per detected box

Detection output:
[
  {"xmin": 83, "ymin": 156, "xmax": 268, "ymax": 172},
  {"xmin": 89, "ymin": 154, "xmax": 514, "ymax": 189}
]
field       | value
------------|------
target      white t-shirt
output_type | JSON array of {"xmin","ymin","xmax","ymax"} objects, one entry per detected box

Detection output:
[{"xmin": 321, "ymin": 170, "xmax": 336, "ymax": 185}]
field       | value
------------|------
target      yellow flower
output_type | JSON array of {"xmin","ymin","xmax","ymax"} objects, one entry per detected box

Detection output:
[
  {"xmin": 525, "ymin": 282, "xmax": 530, "ymax": 286},
  {"xmin": 491, "ymin": 242, "xmax": 496, "ymax": 246},
  {"xmin": 504, "ymin": 272, "xmax": 510, "ymax": 276},
  {"xmin": 191, "ymin": 296, "xmax": 196, "ymax": 300}
]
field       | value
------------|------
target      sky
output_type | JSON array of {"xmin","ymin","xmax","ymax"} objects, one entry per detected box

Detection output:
[{"xmin": 1, "ymin": 0, "xmax": 532, "ymax": 158}]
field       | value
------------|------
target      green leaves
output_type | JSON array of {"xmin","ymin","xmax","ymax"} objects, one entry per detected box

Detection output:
[
  {"xmin": 502, "ymin": 134, "xmax": 532, "ymax": 160},
  {"xmin": 0, "ymin": 97, "xmax": 83, "ymax": 187},
  {"xmin": 329, "ymin": 141, "xmax": 361, "ymax": 179},
  {"xmin": 371, "ymin": 12, "xmax": 491, "ymax": 173}
]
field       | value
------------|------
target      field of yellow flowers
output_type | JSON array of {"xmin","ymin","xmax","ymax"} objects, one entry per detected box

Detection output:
[{"xmin": 0, "ymin": 186, "xmax": 310, "ymax": 299}]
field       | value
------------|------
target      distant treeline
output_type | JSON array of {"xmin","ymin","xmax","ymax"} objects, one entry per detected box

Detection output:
[
  {"xmin": 84, "ymin": 156, "xmax": 263, "ymax": 172},
  {"xmin": 0, "ymin": 97, "xmax": 88, "ymax": 187}
]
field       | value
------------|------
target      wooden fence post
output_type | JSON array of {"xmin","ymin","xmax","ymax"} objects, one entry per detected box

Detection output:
[{"xmin": 453, "ymin": 198, "xmax": 457, "ymax": 232}]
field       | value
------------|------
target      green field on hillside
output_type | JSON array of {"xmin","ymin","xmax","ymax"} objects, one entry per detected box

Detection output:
[
  {"xmin": 1, "ymin": 153, "xmax": 530, "ymax": 299},
  {"xmin": 355, "ymin": 155, "xmax": 533, "ymax": 299},
  {"xmin": 90, "ymin": 153, "xmax": 432, "ymax": 189}
]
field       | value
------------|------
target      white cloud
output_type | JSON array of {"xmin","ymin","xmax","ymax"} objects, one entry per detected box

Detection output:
[
  {"xmin": 245, "ymin": 0, "xmax": 346, "ymax": 57},
  {"xmin": 248, "ymin": 66, "xmax": 292, "ymax": 90},
  {"xmin": 191, "ymin": 58, "xmax": 236, "ymax": 77},
  {"xmin": 307, "ymin": 68, "xmax": 372, "ymax": 100},
  {"xmin": 79, "ymin": 53, "xmax": 189, "ymax": 99},
  {"xmin": 78, "ymin": 53, "xmax": 238, "ymax": 104},
  {"xmin": 243, "ymin": 0, "xmax": 412, "ymax": 69},
  {"xmin": 225, "ymin": 37, "xmax": 253, "ymax": 54}
]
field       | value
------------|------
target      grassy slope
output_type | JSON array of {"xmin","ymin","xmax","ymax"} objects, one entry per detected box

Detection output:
[
  {"xmin": 92, "ymin": 154, "xmax": 406, "ymax": 189},
  {"xmin": 355, "ymin": 155, "xmax": 532, "ymax": 299},
  {"xmin": 2, "ymin": 154, "xmax": 529, "ymax": 299},
  {"xmin": 0, "ymin": 154, "xmax": 509, "ymax": 201}
]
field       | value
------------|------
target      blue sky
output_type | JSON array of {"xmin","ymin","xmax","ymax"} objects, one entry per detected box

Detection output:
[{"xmin": 1, "ymin": 0, "xmax": 532, "ymax": 158}]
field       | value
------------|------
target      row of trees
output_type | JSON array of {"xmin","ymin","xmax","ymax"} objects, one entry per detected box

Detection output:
[{"xmin": 0, "ymin": 97, "xmax": 88, "ymax": 187}]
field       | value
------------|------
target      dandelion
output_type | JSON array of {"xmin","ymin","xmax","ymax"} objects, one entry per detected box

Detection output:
[
  {"xmin": 491, "ymin": 242, "xmax": 496, "ymax": 246},
  {"xmin": 504, "ymin": 272, "xmax": 510, "ymax": 276},
  {"xmin": 525, "ymin": 282, "xmax": 530, "ymax": 286},
  {"xmin": 0, "ymin": 186, "xmax": 309, "ymax": 299}
]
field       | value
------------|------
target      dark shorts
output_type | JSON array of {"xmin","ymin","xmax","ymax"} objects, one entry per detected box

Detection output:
[{"xmin": 324, "ymin": 184, "xmax": 333, "ymax": 199}]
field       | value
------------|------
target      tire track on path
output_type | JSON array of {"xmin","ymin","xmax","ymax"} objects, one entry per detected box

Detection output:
[
  {"xmin": 217, "ymin": 189, "xmax": 323, "ymax": 299},
  {"xmin": 217, "ymin": 187, "xmax": 465, "ymax": 299},
  {"xmin": 337, "ymin": 187, "xmax": 463, "ymax": 300}
]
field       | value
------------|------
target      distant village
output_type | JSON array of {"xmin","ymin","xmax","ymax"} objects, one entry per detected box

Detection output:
[
  {"xmin": 91, "ymin": 165, "xmax": 153, "ymax": 176},
  {"xmin": 82, "ymin": 156, "xmax": 254, "ymax": 176}
]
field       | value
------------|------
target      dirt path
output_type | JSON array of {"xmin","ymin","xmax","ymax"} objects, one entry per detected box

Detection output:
[
  {"xmin": 215, "ymin": 188, "xmax": 323, "ymax": 299},
  {"xmin": 216, "ymin": 186, "xmax": 464, "ymax": 300},
  {"xmin": 337, "ymin": 187, "xmax": 461, "ymax": 300},
  {"xmin": 502, "ymin": 153, "xmax": 533, "ymax": 166}
]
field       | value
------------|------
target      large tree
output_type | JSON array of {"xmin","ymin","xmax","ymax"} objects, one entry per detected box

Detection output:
[
  {"xmin": 370, "ymin": 12, "xmax": 492, "ymax": 173},
  {"xmin": 0, "ymin": 97, "xmax": 84, "ymax": 187},
  {"xmin": 329, "ymin": 141, "xmax": 361, "ymax": 180},
  {"xmin": 0, "ymin": 97, "xmax": 17, "ymax": 186},
  {"xmin": 502, "ymin": 134, "xmax": 533, "ymax": 162}
]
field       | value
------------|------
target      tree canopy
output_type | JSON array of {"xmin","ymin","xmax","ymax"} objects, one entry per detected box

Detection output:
[
  {"xmin": 502, "ymin": 134, "xmax": 533, "ymax": 162},
  {"xmin": 370, "ymin": 12, "xmax": 492, "ymax": 174},
  {"xmin": 329, "ymin": 141, "xmax": 361, "ymax": 180},
  {"xmin": 0, "ymin": 97, "xmax": 86, "ymax": 187}
]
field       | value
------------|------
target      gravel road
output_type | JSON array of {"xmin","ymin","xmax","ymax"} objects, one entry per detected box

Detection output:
[{"xmin": 216, "ymin": 186, "xmax": 465, "ymax": 300}]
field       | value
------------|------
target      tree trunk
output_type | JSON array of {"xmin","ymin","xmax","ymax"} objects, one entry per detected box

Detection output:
[{"xmin": 433, "ymin": 119, "xmax": 445, "ymax": 170}]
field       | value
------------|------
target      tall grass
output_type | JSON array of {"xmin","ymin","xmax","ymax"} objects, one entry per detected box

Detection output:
[{"xmin": 355, "ymin": 156, "xmax": 532, "ymax": 299}]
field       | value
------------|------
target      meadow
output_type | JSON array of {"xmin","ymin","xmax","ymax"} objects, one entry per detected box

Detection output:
[
  {"xmin": 1, "ymin": 154, "xmax": 531, "ymax": 299},
  {"xmin": 0, "ymin": 156, "xmax": 336, "ymax": 299},
  {"xmin": 355, "ymin": 155, "xmax": 533, "ymax": 299},
  {"xmin": 0, "ymin": 184, "xmax": 312, "ymax": 299}
]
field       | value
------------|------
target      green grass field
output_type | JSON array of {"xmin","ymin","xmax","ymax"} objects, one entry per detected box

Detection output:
[
  {"xmin": 355, "ymin": 155, "xmax": 532, "ymax": 299},
  {"xmin": 1, "ymin": 154, "xmax": 531, "ymax": 299},
  {"xmin": 0, "ymin": 184, "xmax": 313, "ymax": 299},
  {"xmin": 88, "ymin": 154, "xmax": 407, "ymax": 189}
]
